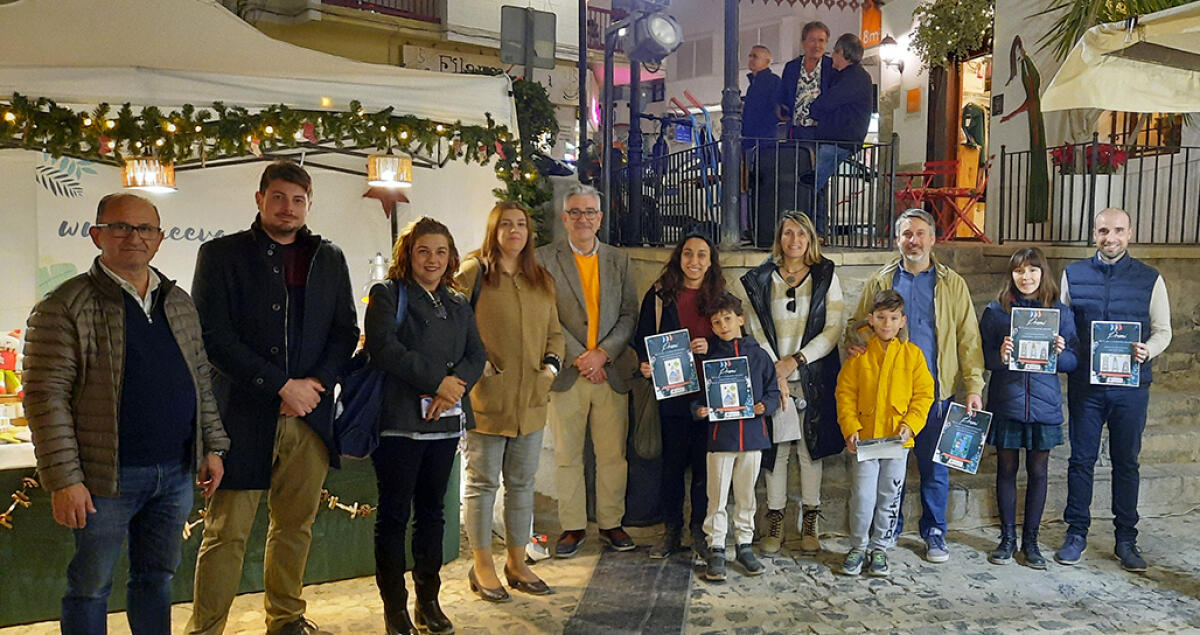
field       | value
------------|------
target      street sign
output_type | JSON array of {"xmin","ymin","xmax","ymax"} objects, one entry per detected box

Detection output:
[{"xmin": 500, "ymin": 6, "xmax": 556, "ymax": 71}]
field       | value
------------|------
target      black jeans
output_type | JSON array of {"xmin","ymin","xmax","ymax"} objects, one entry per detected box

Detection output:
[
  {"xmin": 372, "ymin": 435, "xmax": 458, "ymax": 609},
  {"xmin": 659, "ymin": 412, "xmax": 708, "ymax": 530}
]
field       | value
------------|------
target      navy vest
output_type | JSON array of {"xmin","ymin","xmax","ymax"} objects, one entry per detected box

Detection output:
[
  {"xmin": 1065, "ymin": 253, "xmax": 1158, "ymax": 386},
  {"xmin": 119, "ymin": 293, "xmax": 197, "ymax": 466}
]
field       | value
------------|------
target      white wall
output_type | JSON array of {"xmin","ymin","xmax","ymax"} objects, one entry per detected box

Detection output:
[
  {"xmin": 2, "ymin": 151, "xmax": 501, "ymax": 334},
  {"xmin": 447, "ymin": 0, "xmax": 581, "ymax": 57},
  {"xmin": 878, "ymin": 0, "xmax": 927, "ymax": 169}
]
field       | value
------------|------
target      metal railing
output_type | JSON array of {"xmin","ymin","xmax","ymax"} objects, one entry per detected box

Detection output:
[
  {"xmin": 998, "ymin": 135, "xmax": 1200, "ymax": 245},
  {"xmin": 322, "ymin": 0, "xmax": 440, "ymax": 23},
  {"xmin": 586, "ymin": 6, "xmax": 626, "ymax": 51},
  {"xmin": 609, "ymin": 135, "xmax": 898, "ymax": 250}
]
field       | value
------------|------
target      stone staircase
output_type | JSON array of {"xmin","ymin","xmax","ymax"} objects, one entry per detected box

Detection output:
[{"xmin": 767, "ymin": 376, "xmax": 1200, "ymax": 542}]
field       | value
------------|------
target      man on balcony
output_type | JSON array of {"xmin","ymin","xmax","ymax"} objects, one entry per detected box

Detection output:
[
  {"xmin": 807, "ymin": 33, "xmax": 873, "ymax": 235},
  {"xmin": 1055, "ymin": 207, "xmax": 1172, "ymax": 573}
]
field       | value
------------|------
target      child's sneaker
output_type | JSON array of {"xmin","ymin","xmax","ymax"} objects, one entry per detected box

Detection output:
[
  {"xmin": 840, "ymin": 549, "xmax": 865, "ymax": 575},
  {"xmin": 736, "ymin": 544, "xmax": 765, "ymax": 576},
  {"xmin": 866, "ymin": 550, "xmax": 889, "ymax": 577},
  {"xmin": 705, "ymin": 548, "xmax": 727, "ymax": 581}
]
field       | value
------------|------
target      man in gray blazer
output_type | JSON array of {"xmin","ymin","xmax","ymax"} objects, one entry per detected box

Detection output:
[{"xmin": 536, "ymin": 183, "xmax": 639, "ymax": 557}]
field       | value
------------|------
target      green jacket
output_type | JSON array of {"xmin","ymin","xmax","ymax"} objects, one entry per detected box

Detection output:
[{"xmin": 846, "ymin": 255, "xmax": 985, "ymax": 402}]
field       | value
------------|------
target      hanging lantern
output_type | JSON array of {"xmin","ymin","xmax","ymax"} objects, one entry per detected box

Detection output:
[
  {"xmin": 122, "ymin": 157, "xmax": 176, "ymax": 193},
  {"xmin": 367, "ymin": 153, "xmax": 413, "ymax": 188}
]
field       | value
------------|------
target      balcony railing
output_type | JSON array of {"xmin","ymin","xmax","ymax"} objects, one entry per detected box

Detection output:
[
  {"xmin": 997, "ymin": 135, "xmax": 1200, "ymax": 245},
  {"xmin": 322, "ymin": 0, "xmax": 440, "ymax": 23},
  {"xmin": 587, "ymin": 6, "xmax": 627, "ymax": 51},
  {"xmin": 609, "ymin": 136, "xmax": 898, "ymax": 250}
]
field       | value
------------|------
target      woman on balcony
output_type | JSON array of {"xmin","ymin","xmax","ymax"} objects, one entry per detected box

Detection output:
[
  {"xmin": 733, "ymin": 211, "xmax": 845, "ymax": 555},
  {"xmin": 456, "ymin": 202, "xmax": 564, "ymax": 602}
]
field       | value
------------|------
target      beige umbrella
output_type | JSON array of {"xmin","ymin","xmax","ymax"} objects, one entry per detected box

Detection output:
[{"xmin": 1040, "ymin": 1, "xmax": 1200, "ymax": 112}]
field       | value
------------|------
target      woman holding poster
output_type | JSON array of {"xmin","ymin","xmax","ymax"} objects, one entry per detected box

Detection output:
[
  {"xmin": 978, "ymin": 247, "xmax": 1077, "ymax": 569},
  {"xmin": 634, "ymin": 232, "xmax": 725, "ymax": 562}
]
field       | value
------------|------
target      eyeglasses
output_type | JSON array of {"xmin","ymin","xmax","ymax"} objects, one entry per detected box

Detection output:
[
  {"xmin": 94, "ymin": 222, "xmax": 163, "ymax": 239},
  {"xmin": 786, "ymin": 286, "xmax": 797, "ymax": 313},
  {"xmin": 565, "ymin": 208, "xmax": 601, "ymax": 219}
]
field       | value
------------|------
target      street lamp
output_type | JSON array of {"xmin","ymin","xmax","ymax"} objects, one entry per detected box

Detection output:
[
  {"xmin": 623, "ymin": 13, "xmax": 683, "ymax": 63},
  {"xmin": 880, "ymin": 35, "xmax": 905, "ymax": 74}
]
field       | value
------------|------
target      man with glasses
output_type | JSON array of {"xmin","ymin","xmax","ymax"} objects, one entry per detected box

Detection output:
[
  {"xmin": 23, "ymin": 193, "xmax": 229, "ymax": 634},
  {"xmin": 536, "ymin": 183, "xmax": 639, "ymax": 557},
  {"xmin": 187, "ymin": 160, "xmax": 358, "ymax": 635},
  {"xmin": 845, "ymin": 208, "xmax": 985, "ymax": 564}
]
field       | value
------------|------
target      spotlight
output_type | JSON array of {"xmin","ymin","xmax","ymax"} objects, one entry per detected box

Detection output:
[{"xmin": 623, "ymin": 13, "xmax": 683, "ymax": 63}]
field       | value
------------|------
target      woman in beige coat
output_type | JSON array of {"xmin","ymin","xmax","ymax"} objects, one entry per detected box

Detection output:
[{"xmin": 456, "ymin": 202, "xmax": 565, "ymax": 602}]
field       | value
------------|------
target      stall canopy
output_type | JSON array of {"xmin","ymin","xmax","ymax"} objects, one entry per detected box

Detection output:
[
  {"xmin": 1041, "ymin": 1, "xmax": 1200, "ymax": 112},
  {"xmin": 0, "ymin": 0, "xmax": 517, "ymax": 131}
]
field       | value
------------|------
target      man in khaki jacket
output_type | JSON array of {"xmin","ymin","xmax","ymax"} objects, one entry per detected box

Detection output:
[
  {"xmin": 846, "ymin": 208, "xmax": 985, "ymax": 564},
  {"xmin": 23, "ymin": 193, "xmax": 229, "ymax": 634},
  {"xmin": 536, "ymin": 183, "xmax": 639, "ymax": 557}
]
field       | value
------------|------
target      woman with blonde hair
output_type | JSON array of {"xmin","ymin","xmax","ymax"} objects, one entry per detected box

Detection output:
[
  {"xmin": 366, "ymin": 217, "xmax": 486, "ymax": 635},
  {"xmin": 734, "ymin": 210, "xmax": 845, "ymax": 555},
  {"xmin": 456, "ymin": 202, "xmax": 564, "ymax": 602}
]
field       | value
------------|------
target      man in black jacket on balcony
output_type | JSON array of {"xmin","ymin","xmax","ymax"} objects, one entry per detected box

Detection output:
[{"xmin": 808, "ymin": 33, "xmax": 874, "ymax": 235}]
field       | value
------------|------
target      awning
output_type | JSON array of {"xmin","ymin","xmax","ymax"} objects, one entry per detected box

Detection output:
[
  {"xmin": 1040, "ymin": 1, "xmax": 1200, "ymax": 112},
  {"xmin": 0, "ymin": 0, "xmax": 517, "ymax": 131}
]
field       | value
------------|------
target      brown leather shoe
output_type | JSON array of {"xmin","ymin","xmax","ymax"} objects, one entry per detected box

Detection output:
[
  {"xmin": 599, "ymin": 526, "xmax": 636, "ymax": 552},
  {"xmin": 555, "ymin": 529, "xmax": 587, "ymax": 558}
]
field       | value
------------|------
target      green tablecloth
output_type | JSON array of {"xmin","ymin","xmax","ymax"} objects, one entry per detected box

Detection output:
[{"xmin": 0, "ymin": 455, "xmax": 460, "ymax": 627}]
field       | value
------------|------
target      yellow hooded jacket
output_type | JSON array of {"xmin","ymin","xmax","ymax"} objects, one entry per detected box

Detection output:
[{"xmin": 836, "ymin": 334, "xmax": 935, "ymax": 448}]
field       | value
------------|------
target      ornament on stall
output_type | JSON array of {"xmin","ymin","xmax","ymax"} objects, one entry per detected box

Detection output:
[
  {"xmin": 0, "ymin": 330, "xmax": 22, "ymax": 397},
  {"xmin": 0, "ymin": 477, "xmax": 39, "ymax": 530},
  {"xmin": 301, "ymin": 122, "xmax": 318, "ymax": 143},
  {"xmin": 248, "ymin": 136, "xmax": 262, "ymax": 158},
  {"xmin": 98, "ymin": 136, "xmax": 112, "ymax": 156},
  {"xmin": 321, "ymin": 489, "xmax": 375, "ymax": 519},
  {"xmin": 362, "ymin": 187, "xmax": 410, "ymax": 217}
]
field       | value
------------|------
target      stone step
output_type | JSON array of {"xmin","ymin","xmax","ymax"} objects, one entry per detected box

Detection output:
[{"xmin": 764, "ymin": 457, "xmax": 1200, "ymax": 543}]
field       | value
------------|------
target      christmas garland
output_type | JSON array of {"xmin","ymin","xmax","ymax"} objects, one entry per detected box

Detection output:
[{"xmin": 0, "ymin": 92, "xmax": 541, "ymax": 188}]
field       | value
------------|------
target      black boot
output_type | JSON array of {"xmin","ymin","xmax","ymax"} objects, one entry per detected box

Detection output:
[
  {"xmin": 412, "ymin": 573, "xmax": 454, "ymax": 635},
  {"xmin": 988, "ymin": 524, "xmax": 1017, "ymax": 565},
  {"xmin": 1022, "ymin": 529, "xmax": 1047, "ymax": 570},
  {"xmin": 385, "ymin": 610, "xmax": 416, "ymax": 635},
  {"xmin": 378, "ymin": 572, "xmax": 416, "ymax": 635}
]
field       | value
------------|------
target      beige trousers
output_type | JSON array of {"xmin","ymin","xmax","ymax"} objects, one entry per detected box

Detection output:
[
  {"xmin": 186, "ymin": 416, "xmax": 329, "ymax": 634},
  {"xmin": 704, "ymin": 450, "xmax": 763, "ymax": 549},
  {"xmin": 548, "ymin": 378, "xmax": 629, "ymax": 530}
]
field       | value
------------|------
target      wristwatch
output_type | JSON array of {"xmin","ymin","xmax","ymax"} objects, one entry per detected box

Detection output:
[
  {"xmin": 209, "ymin": 449, "xmax": 228, "ymax": 459},
  {"xmin": 791, "ymin": 352, "xmax": 807, "ymax": 365}
]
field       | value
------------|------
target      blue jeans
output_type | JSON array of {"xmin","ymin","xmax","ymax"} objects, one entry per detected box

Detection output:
[
  {"xmin": 1063, "ymin": 383, "xmax": 1149, "ymax": 542},
  {"xmin": 813, "ymin": 143, "xmax": 854, "ymax": 196},
  {"xmin": 62, "ymin": 462, "xmax": 194, "ymax": 635},
  {"xmin": 895, "ymin": 399, "xmax": 951, "ymax": 539}
]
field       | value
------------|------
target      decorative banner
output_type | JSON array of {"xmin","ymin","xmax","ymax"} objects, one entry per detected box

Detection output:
[{"xmin": 861, "ymin": 0, "xmax": 882, "ymax": 48}]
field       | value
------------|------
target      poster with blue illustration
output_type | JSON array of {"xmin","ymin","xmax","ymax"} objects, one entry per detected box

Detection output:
[
  {"xmin": 932, "ymin": 403, "xmax": 993, "ymax": 474},
  {"xmin": 702, "ymin": 356, "xmax": 753, "ymax": 422},
  {"xmin": 1010, "ymin": 307, "xmax": 1059, "ymax": 373},
  {"xmin": 645, "ymin": 329, "xmax": 699, "ymax": 400},
  {"xmin": 1091, "ymin": 321, "xmax": 1141, "ymax": 387}
]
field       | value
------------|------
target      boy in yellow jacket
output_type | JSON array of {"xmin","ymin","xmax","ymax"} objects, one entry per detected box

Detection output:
[{"xmin": 835, "ymin": 290, "xmax": 935, "ymax": 577}]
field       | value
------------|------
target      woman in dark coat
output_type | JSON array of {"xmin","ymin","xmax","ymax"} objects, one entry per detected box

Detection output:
[
  {"xmin": 734, "ymin": 211, "xmax": 845, "ymax": 555},
  {"xmin": 365, "ymin": 217, "xmax": 486, "ymax": 635},
  {"xmin": 633, "ymin": 232, "xmax": 725, "ymax": 562}
]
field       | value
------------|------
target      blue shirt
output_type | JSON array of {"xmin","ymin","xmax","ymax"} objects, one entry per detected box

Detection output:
[{"xmin": 893, "ymin": 265, "xmax": 939, "ymax": 393}]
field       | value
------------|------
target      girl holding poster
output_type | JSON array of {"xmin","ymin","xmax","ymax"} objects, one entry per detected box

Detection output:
[{"xmin": 978, "ymin": 247, "xmax": 1078, "ymax": 569}]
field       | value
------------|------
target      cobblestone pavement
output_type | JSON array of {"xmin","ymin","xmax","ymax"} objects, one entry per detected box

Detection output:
[{"xmin": 7, "ymin": 513, "xmax": 1200, "ymax": 633}]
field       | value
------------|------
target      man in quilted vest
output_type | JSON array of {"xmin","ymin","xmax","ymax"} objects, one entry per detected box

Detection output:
[
  {"xmin": 1055, "ymin": 208, "xmax": 1172, "ymax": 572},
  {"xmin": 23, "ymin": 193, "xmax": 230, "ymax": 634}
]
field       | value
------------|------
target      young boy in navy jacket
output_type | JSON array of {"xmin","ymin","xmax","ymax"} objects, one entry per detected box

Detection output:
[{"xmin": 693, "ymin": 293, "xmax": 780, "ymax": 582}]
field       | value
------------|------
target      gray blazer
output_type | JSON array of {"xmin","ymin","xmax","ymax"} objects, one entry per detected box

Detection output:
[{"xmin": 536, "ymin": 238, "xmax": 638, "ymax": 393}]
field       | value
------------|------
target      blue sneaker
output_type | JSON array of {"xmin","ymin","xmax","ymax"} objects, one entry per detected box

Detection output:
[
  {"xmin": 924, "ymin": 532, "xmax": 950, "ymax": 563},
  {"xmin": 1055, "ymin": 533, "xmax": 1087, "ymax": 565}
]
